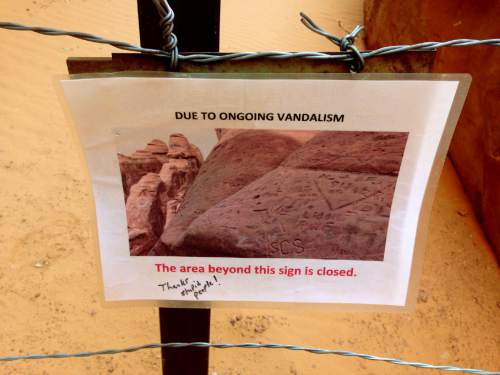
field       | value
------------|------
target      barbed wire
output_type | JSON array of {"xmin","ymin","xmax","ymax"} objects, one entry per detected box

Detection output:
[
  {"xmin": 0, "ymin": 341, "xmax": 498, "ymax": 374},
  {"xmin": 0, "ymin": 18, "xmax": 499, "ymax": 70}
]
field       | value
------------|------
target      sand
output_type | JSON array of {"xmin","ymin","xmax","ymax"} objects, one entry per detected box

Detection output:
[{"xmin": 0, "ymin": 0, "xmax": 498, "ymax": 374}]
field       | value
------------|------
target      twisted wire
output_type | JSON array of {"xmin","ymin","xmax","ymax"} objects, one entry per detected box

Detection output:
[
  {"xmin": 0, "ymin": 19, "xmax": 499, "ymax": 69},
  {"xmin": 151, "ymin": 0, "xmax": 178, "ymax": 68},
  {"xmin": 0, "ymin": 342, "xmax": 498, "ymax": 374},
  {"xmin": 300, "ymin": 12, "xmax": 365, "ymax": 71}
]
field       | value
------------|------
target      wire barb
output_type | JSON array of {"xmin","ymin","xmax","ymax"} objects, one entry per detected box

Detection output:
[{"xmin": 300, "ymin": 12, "xmax": 365, "ymax": 72}]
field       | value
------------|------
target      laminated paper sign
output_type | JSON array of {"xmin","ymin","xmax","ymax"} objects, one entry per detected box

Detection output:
[{"xmin": 60, "ymin": 73, "xmax": 469, "ymax": 307}]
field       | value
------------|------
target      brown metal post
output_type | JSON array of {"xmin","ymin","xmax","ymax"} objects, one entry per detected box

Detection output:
[
  {"xmin": 136, "ymin": 1, "xmax": 219, "ymax": 374},
  {"xmin": 159, "ymin": 308, "xmax": 211, "ymax": 374},
  {"xmin": 137, "ymin": 0, "xmax": 220, "ymax": 52}
]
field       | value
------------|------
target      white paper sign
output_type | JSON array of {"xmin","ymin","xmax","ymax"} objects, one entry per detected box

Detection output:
[{"xmin": 60, "ymin": 74, "xmax": 469, "ymax": 307}]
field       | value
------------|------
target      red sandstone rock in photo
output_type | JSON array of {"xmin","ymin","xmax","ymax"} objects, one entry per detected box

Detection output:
[
  {"xmin": 282, "ymin": 131, "xmax": 408, "ymax": 175},
  {"xmin": 177, "ymin": 131, "xmax": 408, "ymax": 260},
  {"xmin": 158, "ymin": 158, "xmax": 200, "ymax": 227},
  {"xmin": 215, "ymin": 128, "xmax": 319, "ymax": 145},
  {"xmin": 118, "ymin": 151, "xmax": 162, "ymax": 200},
  {"xmin": 168, "ymin": 133, "xmax": 203, "ymax": 166},
  {"xmin": 159, "ymin": 130, "xmax": 303, "ymax": 252},
  {"xmin": 120, "ymin": 130, "xmax": 408, "ymax": 259},
  {"xmin": 181, "ymin": 168, "xmax": 396, "ymax": 259},
  {"xmin": 159, "ymin": 159, "xmax": 198, "ymax": 200},
  {"xmin": 215, "ymin": 128, "xmax": 247, "ymax": 142},
  {"xmin": 145, "ymin": 139, "xmax": 170, "ymax": 163},
  {"xmin": 126, "ymin": 173, "xmax": 165, "ymax": 256},
  {"xmin": 118, "ymin": 134, "xmax": 203, "ymax": 256}
]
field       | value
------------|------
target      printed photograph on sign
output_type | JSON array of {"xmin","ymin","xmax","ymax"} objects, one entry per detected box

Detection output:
[
  {"xmin": 116, "ymin": 127, "xmax": 408, "ymax": 260},
  {"xmin": 59, "ymin": 74, "xmax": 469, "ymax": 306}
]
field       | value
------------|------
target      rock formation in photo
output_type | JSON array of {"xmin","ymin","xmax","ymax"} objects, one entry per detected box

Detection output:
[
  {"xmin": 172, "ymin": 131, "xmax": 408, "ymax": 260},
  {"xmin": 281, "ymin": 131, "xmax": 408, "ymax": 176},
  {"xmin": 126, "ymin": 173, "xmax": 165, "ymax": 256},
  {"xmin": 118, "ymin": 134, "xmax": 202, "ymax": 255},
  {"xmin": 121, "ymin": 130, "xmax": 408, "ymax": 259},
  {"xmin": 118, "ymin": 150, "xmax": 163, "ymax": 201},
  {"xmin": 157, "ymin": 130, "xmax": 306, "ymax": 254}
]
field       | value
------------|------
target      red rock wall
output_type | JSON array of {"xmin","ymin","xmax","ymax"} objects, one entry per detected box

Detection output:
[{"xmin": 364, "ymin": 0, "xmax": 500, "ymax": 256}]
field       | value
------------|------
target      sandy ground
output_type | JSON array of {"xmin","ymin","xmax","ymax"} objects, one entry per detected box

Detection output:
[{"xmin": 0, "ymin": 0, "xmax": 498, "ymax": 374}]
